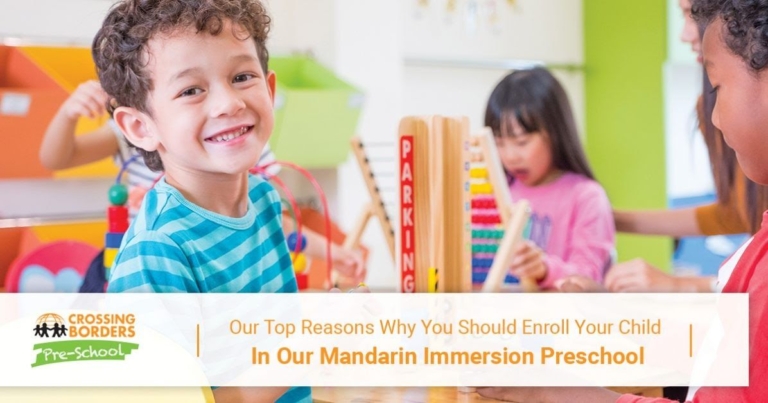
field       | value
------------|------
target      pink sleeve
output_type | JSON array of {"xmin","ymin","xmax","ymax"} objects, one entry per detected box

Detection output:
[
  {"xmin": 616, "ymin": 394, "xmax": 681, "ymax": 403},
  {"xmin": 538, "ymin": 184, "xmax": 615, "ymax": 289}
]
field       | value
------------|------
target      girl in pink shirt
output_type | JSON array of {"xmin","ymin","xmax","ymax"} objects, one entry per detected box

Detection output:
[{"xmin": 485, "ymin": 67, "xmax": 615, "ymax": 290}]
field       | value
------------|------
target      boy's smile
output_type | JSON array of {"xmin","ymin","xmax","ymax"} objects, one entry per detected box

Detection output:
[{"xmin": 204, "ymin": 125, "xmax": 252, "ymax": 144}]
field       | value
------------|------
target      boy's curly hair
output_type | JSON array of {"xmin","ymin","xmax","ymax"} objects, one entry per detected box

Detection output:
[
  {"xmin": 92, "ymin": 0, "xmax": 271, "ymax": 171},
  {"xmin": 692, "ymin": 0, "xmax": 768, "ymax": 71}
]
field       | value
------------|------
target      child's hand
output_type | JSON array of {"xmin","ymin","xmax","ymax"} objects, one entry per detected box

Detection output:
[
  {"xmin": 555, "ymin": 275, "xmax": 607, "ymax": 292},
  {"xmin": 509, "ymin": 240, "xmax": 547, "ymax": 281},
  {"xmin": 61, "ymin": 80, "xmax": 110, "ymax": 120},
  {"xmin": 331, "ymin": 246, "xmax": 367, "ymax": 284},
  {"xmin": 329, "ymin": 284, "xmax": 370, "ymax": 293},
  {"xmin": 604, "ymin": 259, "xmax": 676, "ymax": 292}
]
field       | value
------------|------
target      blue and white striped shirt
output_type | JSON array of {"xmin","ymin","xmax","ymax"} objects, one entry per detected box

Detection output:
[{"xmin": 107, "ymin": 174, "xmax": 310, "ymax": 402}]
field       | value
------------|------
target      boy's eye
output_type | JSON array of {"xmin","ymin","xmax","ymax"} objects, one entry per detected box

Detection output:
[
  {"xmin": 179, "ymin": 88, "xmax": 203, "ymax": 97},
  {"xmin": 233, "ymin": 73, "xmax": 256, "ymax": 83}
]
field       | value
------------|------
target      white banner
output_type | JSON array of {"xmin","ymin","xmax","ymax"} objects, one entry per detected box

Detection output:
[{"xmin": 0, "ymin": 293, "xmax": 748, "ymax": 387}]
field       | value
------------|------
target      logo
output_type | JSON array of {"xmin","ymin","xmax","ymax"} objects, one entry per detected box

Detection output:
[
  {"xmin": 32, "ymin": 312, "xmax": 139, "ymax": 368},
  {"xmin": 33, "ymin": 313, "xmax": 68, "ymax": 338}
]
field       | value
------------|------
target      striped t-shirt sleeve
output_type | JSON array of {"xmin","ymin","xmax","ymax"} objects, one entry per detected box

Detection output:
[{"xmin": 107, "ymin": 230, "xmax": 200, "ymax": 293}]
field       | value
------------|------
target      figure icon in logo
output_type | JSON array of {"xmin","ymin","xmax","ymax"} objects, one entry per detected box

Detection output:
[
  {"xmin": 33, "ymin": 323, "xmax": 49, "ymax": 337},
  {"xmin": 34, "ymin": 313, "xmax": 66, "ymax": 338},
  {"xmin": 52, "ymin": 322, "xmax": 68, "ymax": 338}
]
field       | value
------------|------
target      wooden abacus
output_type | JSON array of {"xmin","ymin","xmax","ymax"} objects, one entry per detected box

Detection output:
[
  {"xmin": 398, "ymin": 115, "xmax": 472, "ymax": 293},
  {"xmin": 342, "ymin": 137, "xmax": 397, "ymax": 259},
  {"xmin": 331, "ymin": 137, "xmax": 399, "ymax": 287},
  {"xmin": 397, "ymin": 117, "xmax": 537, "ymax": 294},
  {"xmin": 469, "ymin": 130, "xmax": 537, "ymax": 292}
]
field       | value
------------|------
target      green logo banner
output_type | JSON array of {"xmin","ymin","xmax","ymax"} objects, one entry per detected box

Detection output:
[{"xmin": 32, "ymin": 340, "xmax": 139, "ymax": 368}]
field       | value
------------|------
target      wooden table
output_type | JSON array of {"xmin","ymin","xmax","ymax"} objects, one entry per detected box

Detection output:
[{"xmin": 312, "ymin": 387, "xmax": 663, "ymax": 402}]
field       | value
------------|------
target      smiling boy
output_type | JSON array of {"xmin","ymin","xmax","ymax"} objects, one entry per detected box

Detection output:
[{"xmin": 93, "ymin": 0, "xmax": 310, "ymax": 401}]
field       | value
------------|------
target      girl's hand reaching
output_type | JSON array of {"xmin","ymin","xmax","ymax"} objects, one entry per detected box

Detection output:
[
  {"xmin": 604, "ymin": 259, "xmax": 677, "ymax": 292},
  {"xmin": 509, "ymin": 240, "xmax": 547, "ymax": 281},
  {"xmin": 61, "ymin": 80, "xmax": 110, "ymax": 120},
  {"xmin": 331, "ymin": 246, "xmax": 366, "ymax": 284}
]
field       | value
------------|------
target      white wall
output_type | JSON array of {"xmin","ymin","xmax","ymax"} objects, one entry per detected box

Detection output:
[
  {"xmin": 0, "ymin": 0, "xmax": 113, "ymax": 45},
  {"xmin": 664, "ymin": 63, "xmax": 712, "ymax": 200},
  {"xmin": 403, "ymin": 0, "xmax": 583, "ymax": 64},
  {"xmin": 401, "ymin": 0, "xmax": 585, "ymax": 138}
]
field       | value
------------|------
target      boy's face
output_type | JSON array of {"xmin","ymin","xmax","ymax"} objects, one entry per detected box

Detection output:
[
  {"xmin": 703, "ymin": 18, "xmax": 768, "ymax": 184},
  {"xmin": 118, "ymin": 20, "xmax": 275, "ymax": 178}
]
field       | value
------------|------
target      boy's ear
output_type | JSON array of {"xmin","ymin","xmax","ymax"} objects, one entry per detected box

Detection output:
[
  {"xmin": 266, "ymin": 70, "xmax": 276, "ymax": 105},
  {"xmin": 113, "ymin": 106, "xmax": 159, "ymax": 152}
]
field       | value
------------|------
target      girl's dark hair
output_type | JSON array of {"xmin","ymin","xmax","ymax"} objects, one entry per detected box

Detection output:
[{"xmin": 484, "ymin": 67, "xmax": 596, "ymax": 182}]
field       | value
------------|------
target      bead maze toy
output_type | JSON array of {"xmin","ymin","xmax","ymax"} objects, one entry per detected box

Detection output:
[
  {"xmin": 251, "ymin": 161, "xmax": 338, "ymax": 290},
  {"xmin": 104, "ymin": 160, "xmax": 136, "ymax": 282},
  {"xmin": 286, "ymin": 225, "xmax": 309, "ymax": 289},
  {"xmin": 104, "ymin": 186, "xmax": 128, "ymax": 281},
  {"xmin": 397, "ymin": 116, "xmax": 536, "ymax": 293},
  {"xmin": 104, "ymin": 154, "xmax": 164, "ymax": 283}
]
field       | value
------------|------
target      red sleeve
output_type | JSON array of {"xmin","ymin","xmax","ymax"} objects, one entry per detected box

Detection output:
[
  {"xmin": 615, "ymin": 394, "xmax": 679, "ymax": 403},
  {"xmin": 693, "ymin": 216, "xmax": 768, "ymax": 401}
]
